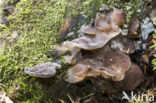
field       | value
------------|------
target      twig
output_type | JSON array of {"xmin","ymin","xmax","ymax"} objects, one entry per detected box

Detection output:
[
  {"xmin": 67, "ymin": 93, "xmax": 75, "ymax": 103},
  {"xmin": 58, "ymin": 98, "xmax": 66, "ymax": 103}
]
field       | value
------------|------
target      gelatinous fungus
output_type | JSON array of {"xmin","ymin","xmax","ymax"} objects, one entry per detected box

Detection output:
[
  {"xmin": 111, "ymin": 8, "xmax": 126, "ymax": 27},
  {"xmin": 67, "ymin": 64, "xmax": 90, "ymax": 83},
  {"xmin": 127, "ymin": 18, "xmax": 141, "ymax": 39},
  {"xmin": 66, "ymin": 45, "xmax": 131, "ymax": 83},
  {"xmin": 24, "ymin": 7, "xmax": 143, "ymax": 93},
  {"xmin": 24, "ymin": 62, "xmax": 61, "ymax": 78}
]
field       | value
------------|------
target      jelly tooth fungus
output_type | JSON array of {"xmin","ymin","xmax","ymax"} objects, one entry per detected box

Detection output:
[{"xmin": 24, "ymin": 7, "xmax": 143, "ymax": 93}]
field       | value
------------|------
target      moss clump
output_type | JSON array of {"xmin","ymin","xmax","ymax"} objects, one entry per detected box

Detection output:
[{"xmin": 0, "ymin": 0, "xmax": 104, "ymax": 102}]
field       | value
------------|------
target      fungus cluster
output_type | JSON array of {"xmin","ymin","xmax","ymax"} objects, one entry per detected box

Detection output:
[
  {"xmin": 24, "ymin": 7, "xmax": 143, "ymax": 93},
  {"xmin": 62, "ymin": 8, "xmax": 143, "ymax": 92},
  {"xmin": 67, "ymin": 45, "xmax": 131, "ymax": 83}
]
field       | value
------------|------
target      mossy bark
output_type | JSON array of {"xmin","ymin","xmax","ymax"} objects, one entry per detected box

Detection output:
[
  {"xmin": 0, "ymin": 0, "xmax": 103, "ymax": 102},
  {"xmin": 0, "ymin": 0, "xmax": 152, "ymax": 103}
]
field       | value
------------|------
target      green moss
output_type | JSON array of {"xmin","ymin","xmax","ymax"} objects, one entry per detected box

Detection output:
[{"xmin": 0, "ymin": 0, "xmax": 102, "ymax": 102}]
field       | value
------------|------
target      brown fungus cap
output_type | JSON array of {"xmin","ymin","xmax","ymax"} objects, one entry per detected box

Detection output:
[
  {"xmin": 127, "ymin": 18, "xmax": 141, "ymax": 39},
  {"xmin": 84, "ymin": 26, "xmax": 96, "ymax": 35},
  {"xmin": 24, "ymin": 62, "xmax": 61, "ymax": 78},
  {"xmin": 93, "ymin": 63, "xmax": 143, "ymax": 93},
  {"xmin": 66, "ymin": 64, "xmax": 90, "ymax": 83},
  {"xmin": 115, "ymin": 63, "xmax": 143, "ymax": 91},
  {"xmin": 71, "ymin": 29, "xmax": 120, "ymax": 50},
  {"xmin": 111, "ymin": 8, "xmax": 126, "ymax": 26},
  {"xmin": 94, "ymin": 13, "xmax": 112, "ymax": 32}
]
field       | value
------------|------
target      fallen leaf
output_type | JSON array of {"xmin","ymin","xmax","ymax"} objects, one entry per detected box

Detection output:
[{"xmin": 142, "ymin": 54, "xmax": 149, "ymax": 64}]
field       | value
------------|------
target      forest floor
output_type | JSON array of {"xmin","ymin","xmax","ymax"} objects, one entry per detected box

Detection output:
[{"xmin": 0, "ymin": 0, "xmax": 155, "ymax": 103}]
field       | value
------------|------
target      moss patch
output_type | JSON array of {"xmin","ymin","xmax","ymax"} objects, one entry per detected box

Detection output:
[{"xmin": 0, "ymin": 0, "xmax": 104, "ymax": 102}]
